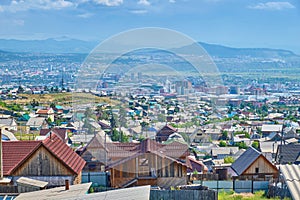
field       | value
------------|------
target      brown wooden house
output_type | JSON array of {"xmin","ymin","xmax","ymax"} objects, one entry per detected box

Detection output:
[
  {"xmin": 231, "ymin": 147, "xmax": 278, "ymax": 180},
  {"xmin": 79, "ymin": 134, "xmax": 190, "ymax": 188},
  {"xmin": 2, "ymin": 134, "xmax": 86, "ymax": 186},
  {"xmin": 155, "ymin": 124, "xmax": 177, "ymax": 142}
]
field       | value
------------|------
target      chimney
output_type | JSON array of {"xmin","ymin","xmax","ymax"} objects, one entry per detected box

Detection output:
[{"xmin": 65, "ymin": 179, "xmax": 69, "ymax": 190}]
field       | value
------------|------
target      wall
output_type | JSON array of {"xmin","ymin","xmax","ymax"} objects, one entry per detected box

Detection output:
[
  {"xmin": 244, "ymin": 156, "xmax": 278, "ymax": 175},
  {"xmin": 150, "ymin": 189, "xmax": 217, "ymax": 200},
  {"xmin": 12, "ymin": 146, "xmax": 73, "ymax": 177},
  {"xmin": 193, "ymin": 180, "xmax": 269, "ymax": 193}
]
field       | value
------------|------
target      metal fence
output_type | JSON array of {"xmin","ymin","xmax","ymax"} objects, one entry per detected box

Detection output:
[
  {"xmin": 193, "ymin": 180, "xmax": 269, "ymax": 193},
  {"xmin": 82, "ymin": 172, "xmax": 108, "ymax": 186},
  {"xmin": 150, "ymin": 189, "xmax": 218, "ymax": 200}
]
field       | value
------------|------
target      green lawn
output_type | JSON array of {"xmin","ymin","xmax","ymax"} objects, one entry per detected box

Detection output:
[{"xmin": 218, "ymin": 190, "xmax": 290, "ymax": 200}]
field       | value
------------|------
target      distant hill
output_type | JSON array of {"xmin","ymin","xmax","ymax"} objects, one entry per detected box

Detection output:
[
  {"xmin": 0, "ymin": 38, "xmax": 299, "ymax": 58},
  {"xmin": 0, "ymin": 38, "xmax": 96, "ymax": 53},
  {"xmin": 199, "ymin": 42, "xmax": 298, "ymax": 58}
]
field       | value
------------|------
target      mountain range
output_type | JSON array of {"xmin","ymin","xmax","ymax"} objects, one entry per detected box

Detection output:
[{"xmin": 0, "ymin": 38, "xmax": 299, "ymax": 59}]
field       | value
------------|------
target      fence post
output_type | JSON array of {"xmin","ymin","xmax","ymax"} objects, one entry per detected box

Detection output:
[
  {"xmin": 251, "ymin": 176, "xmax": 254, "ymax": 193},
  {"xmin": 233, "ymin": 178, "xmax": 235, "ymax": 192}
]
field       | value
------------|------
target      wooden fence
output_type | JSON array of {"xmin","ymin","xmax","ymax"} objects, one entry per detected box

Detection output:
[{"xmin": 150, "ymin": 189, "xmax": 217, "ymax": 200}]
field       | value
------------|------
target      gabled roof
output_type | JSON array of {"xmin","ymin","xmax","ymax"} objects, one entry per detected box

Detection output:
[
  {"xmin": 231, "ymin": 147, "xmax": 261, "ymax": 175},
  {"xmin": 36, "ymin": 108, "xmax": 53, "ymax": 115},
  {"xmin": 81, "ymin": 137, "xmax": 188, "ymax": 165},
  {"xmin": 40, "ymin": 128, "xmax": 68, "ymax": 142},
  {"xmin": 156, "ymin": 124, "xmax": 177, "ymax": 136},
  {"xmin": 3, "ymin": 134, "xmax": 85, "ymax": 176},
  {"xmin": 26, "ymin": 117, "xmax": 47, "ymax": 127},
  {"xmin": 0, "ymin": 118, "xmax": 16, "ymax": 126},
  {"xmin": 261, "ymin": 124, "xmax": 282, "ymax": 132},
  {"xmin": 43, "ymin": 134, "xmax": 86, "ymax": 174},
  {"xmin": 40, "ymin": 128, "xmax": 51, "ymax": 136},
  {"xmin": 3, "ymin": 141, "xmax": 41, "ymax": 175},
  {"xmin": 187, "ymin": 156, "xmax": 208, "ymax": 173},
  {"xmin": 276, "ymin": 143, "xmax": 300, "ymax": 164}
]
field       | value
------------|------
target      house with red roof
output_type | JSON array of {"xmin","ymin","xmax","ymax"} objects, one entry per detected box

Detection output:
[
  {"xmin": 2, "ymin": 134, "xmax": 85, "ymax": 186},
  {"xmin": 79, "ymin": 133, "xmax": 190, "ymax": 188},
  {"xmin": 39, "ymin": 128, "xmax": 69, "ymax": 143},
  {"xmin": 36, "ymin": 108, "xmax": 54, "ymax": 122}
]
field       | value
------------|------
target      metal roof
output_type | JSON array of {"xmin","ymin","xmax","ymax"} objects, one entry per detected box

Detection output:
[
  {"xmin": 280, "ymin": 164, "xmax": 300, "ymax": 200},
  {"xmin": 64, "ymin": 185, "xmax": 150, "ymax": 200},
  {"xmin": 16, "ymin": 177, "xmax": 48, "ymax": 188},
  {"xmin": 231, "ymin": 146, "xmax": 261, "ymax": 175},
  {"xmin": 15, "ymin": 183, "xmax": 92, "ymax": 200}
]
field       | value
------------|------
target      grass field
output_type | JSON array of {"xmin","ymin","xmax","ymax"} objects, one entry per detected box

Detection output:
[
  {"xmin": 218, "ymin": 190, "xmax": 290, "ymax": 200},
  {"xmin": 4, "ymin": 92, "xmax": 114, "ymax": 107}
]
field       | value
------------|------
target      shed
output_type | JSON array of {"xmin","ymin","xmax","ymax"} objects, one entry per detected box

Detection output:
[{"xmin": 17, "ymin": 177, "xmax": 48, "ymax": 193}]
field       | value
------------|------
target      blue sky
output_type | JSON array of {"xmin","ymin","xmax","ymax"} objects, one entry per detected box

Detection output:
[{"xmin": 0, "ymin": 0, "xmax": 299, "ymax": 53}]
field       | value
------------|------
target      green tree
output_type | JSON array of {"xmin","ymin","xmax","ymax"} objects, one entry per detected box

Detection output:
[
  {"xmin": 252, "ymin": 141, "xmax": 259, "ymax": 149},
  {"xmin": 236, "ymin": 142, "xmax": 248, "ymax": 149},
  {"xmin": 224, "ymin": 156, "xmax": 235, "ymax": 163},
  {"xmin": 219, "ymin": 140, "xmax": 227, "ymax": 147},
  {"xmin": 222, "ymin": 130, "xmax": 228, "ymax": 140},
  {"xmin": 111, "ymin": 129, "xmax": 120, "ymax": 141}
]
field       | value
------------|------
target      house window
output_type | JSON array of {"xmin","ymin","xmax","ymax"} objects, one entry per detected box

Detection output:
[
  {"xmin": 139, "ymin": 157, "xmax": 150, "ymax": 177},
  {"xmin": 170, "ymin": 162, "xmax": 175, "ymax": 177},
  {"xmin": 139, "ymin": 158, "xmax": 149, "ymax": 166},
  {"xmin": 255, "ymin": 167, "xmax": 259, "ymax": 173}
]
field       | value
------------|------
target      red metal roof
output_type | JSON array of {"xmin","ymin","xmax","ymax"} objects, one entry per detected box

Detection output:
[
  {"xmin": 2, "ymin": 135, "xmax": 85, "ymax": 176},
  {"xmin": 43, "ymin": 134, "xmax": 86, "ymax": 175},
  {"xmin": 2, "ymin": 141, "xmax": 41, "ymax": 175},
  {"xmin": 40, "ymin": 128, "xmax": 51, "ymax": 136}
]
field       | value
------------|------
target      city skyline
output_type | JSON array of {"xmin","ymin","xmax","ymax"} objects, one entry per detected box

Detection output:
[{"xmin": 0, "ymin": 0, "xmax": 300, "ymax": 53}]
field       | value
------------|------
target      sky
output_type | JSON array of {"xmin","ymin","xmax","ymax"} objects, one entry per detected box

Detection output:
[{"xmin": 0, "ymin": 0, "xmax": 300, "ymax": 53}]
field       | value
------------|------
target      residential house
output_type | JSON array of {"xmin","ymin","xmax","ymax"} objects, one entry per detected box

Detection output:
[
  {"xmin": 203, "ymin": 128, "xmax": 222, "ymax": 141},
  {"xmin": 26, "ymin": 117, "xmax": 48, "ymax": 130},
  {"xmin": 0, "ymin": 117, "xmax": 18, "ymax": 131},
  {"xmin": 211, "ymin": 147, "xmax": 239, "ymax": 159},
  {"xmin": 65, "ymin": 121, "xmax": 84, "ymax": 133},
  {"xmin": 261, "ymin": 124, "xmax": 283, "ymax": 138},
  {"xmin": 276, "ymin": 143, "xmax": 300, "ymax": 164},
  {"xmin": 39, "ymin": 128, "xmax": 69, "ymax": 143},
  {"xmin": 36, "ymin": 108, "xmax": 55, "ymax": 122},
  {"xmin": 2, "ymin": 134, "xmax": 86, "ymax": 186},
  {"xmin": 79, "ymin": 134, "xmax": 190, "ymax": 188},
  {"xmin": 231, "ymin": 147, "xmax": 278, "ymax": 179},
  {"xmin": 186, "ymin": 156, "xmax": 208, "ymax": 174},
  {"xmin": 156, "ymin": 124, "xmax": 177, "ymax": 142}
]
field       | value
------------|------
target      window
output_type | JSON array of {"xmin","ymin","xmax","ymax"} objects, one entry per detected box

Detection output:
[{"xmin": 255, "ymin": 167, "xmax": 259, "ymax": 173}]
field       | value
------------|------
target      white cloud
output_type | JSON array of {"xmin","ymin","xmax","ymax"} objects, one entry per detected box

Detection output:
[
  {"xmin": 13, "ymin": 19, "xmax": 25, "ymax": 26},
  {"xmin": 0, "ymin": 6, "xmax": 3, "ymax": 12},
  {"xmin": 130, "ymin": 9, "xmax": 148, "ymax": 14},
  {"xmin": 0, "ymin": 0, "xmax": 75, "ymax": 12},
  {"xmin": 137, "ymin": 0, "xmax": 151, "ymax": 6},
  {"xmin": 169, "ymin": 0, "xmax": 176, "ymax": 3},
  {"xmin": 77, "ymin": 12, "xmax": 94, "ymax": 18},
  {"xmin": 248, "ymin": 2, "xmax": 295, "ymax": 10},
  {"xmin": 93, "ymin": 0, "xmax": 123, "ymax": 6}
]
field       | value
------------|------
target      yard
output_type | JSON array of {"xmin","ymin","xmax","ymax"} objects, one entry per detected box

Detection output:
[{"xmin": 218, "ymin": 190, "xmax": 291, "ymax": 200}]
